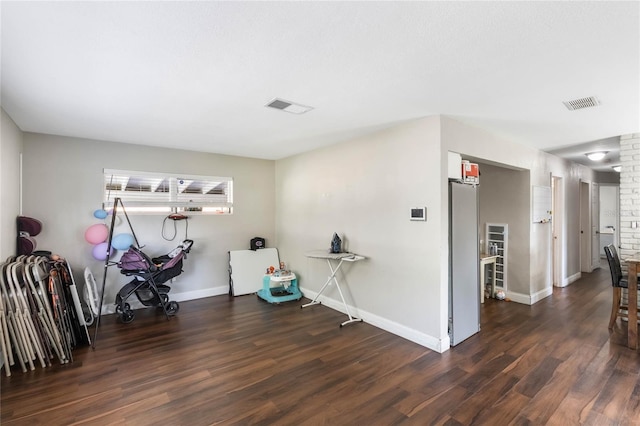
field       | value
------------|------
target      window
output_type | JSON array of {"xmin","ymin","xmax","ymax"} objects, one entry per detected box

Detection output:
[{"xmin": 103, "ymin": 169, "xmax": 233, "ymax": 214}]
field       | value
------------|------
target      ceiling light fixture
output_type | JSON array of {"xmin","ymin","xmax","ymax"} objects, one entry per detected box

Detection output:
[
  {"xmin": 585, "ymin": 151, "xmax": 607, "ymax": 161},
  {"xmin": 612, "ymin": 165, "xmax": 621, "ymax": 172}
]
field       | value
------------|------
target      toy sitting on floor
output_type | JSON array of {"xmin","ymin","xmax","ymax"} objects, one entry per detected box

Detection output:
[{"xmin": 257, "ymin": 262, "xmax": 302, "ymax": 304}]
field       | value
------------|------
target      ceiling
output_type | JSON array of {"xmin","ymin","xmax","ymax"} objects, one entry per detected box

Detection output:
[
  {"xmin": 546, "ymin": 136, "xmax": 623, "ymax": 173},
  {"xmin": 1, "ymin": 2, "xmax": 638, "ymax": 164}
]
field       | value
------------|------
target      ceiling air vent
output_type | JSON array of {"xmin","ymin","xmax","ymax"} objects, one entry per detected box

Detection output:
[
  {"xmin": 563, "ymin": 96, "xmax": 600, "ymax": 111},
  {"xmin": 265, "ymin": 98, "xmax": 314, "ymax": 114}
]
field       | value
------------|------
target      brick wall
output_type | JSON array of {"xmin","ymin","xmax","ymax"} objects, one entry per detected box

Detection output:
[
  {"xmin": 619, "ymin": 133, "xmax": 640, "ymax": 262},
  {"xmin": 619, "ymin": 133, "xmax": 640, "ymax": 310}
]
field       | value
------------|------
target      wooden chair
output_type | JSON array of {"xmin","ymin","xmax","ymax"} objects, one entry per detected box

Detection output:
[{"xmin": 604, "ymin": 244, "xmax": 640, "ymax": 329}]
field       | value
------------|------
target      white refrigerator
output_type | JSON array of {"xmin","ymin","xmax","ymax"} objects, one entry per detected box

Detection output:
[{"xmin": 449, "ymin": 181, "xmax": 480, "ymax": 346}]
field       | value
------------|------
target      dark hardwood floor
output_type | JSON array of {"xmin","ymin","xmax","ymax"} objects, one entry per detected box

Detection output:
[{"xmin": 2, "ymin": 264, "xmax": 639, "ymax": 425}]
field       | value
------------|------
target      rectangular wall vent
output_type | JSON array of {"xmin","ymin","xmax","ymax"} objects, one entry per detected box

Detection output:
[
  {"xmin": 267, "ymin": 99, "xmax": 291, "ymax": 110},
  {"xmin": 265, "ymin": 98, "xmax": 313, "ymax": 114},
  {"xmin": 563, "ymin": 96, "xmax": 600, "ymax": 111}
]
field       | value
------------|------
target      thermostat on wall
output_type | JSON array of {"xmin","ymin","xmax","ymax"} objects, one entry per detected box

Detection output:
[{"xmin": 410, "ymin": 207, "xmax": 426, "ymax": 221}]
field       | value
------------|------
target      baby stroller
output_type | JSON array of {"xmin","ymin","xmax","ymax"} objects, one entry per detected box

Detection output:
[{"xmin": 115, "ymin": 239, "xmax": 193, "ymax": 323}]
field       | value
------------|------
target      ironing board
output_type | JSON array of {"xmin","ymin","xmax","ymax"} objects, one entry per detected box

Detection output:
[{"xmin": 302, "ymin": 250, "xmax": 365, "ymax": 327}]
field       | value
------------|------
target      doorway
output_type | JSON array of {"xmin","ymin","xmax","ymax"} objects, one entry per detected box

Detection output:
[
  {"xmin": 579, "ymin": 180, "xmax": 600, "ymax": 273},
  {"xmin": 599, "ymin": 184, "xmax": 620, "ymax": 255}
]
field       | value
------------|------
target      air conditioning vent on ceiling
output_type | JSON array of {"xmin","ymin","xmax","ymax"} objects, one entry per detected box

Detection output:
[
  {"xmin": 265, "ymin": 98, "xmax": 313, "ymax": 114},
  {"xmin": 563, "ymin": 96, "xmax": 600, "ymax": 111}
]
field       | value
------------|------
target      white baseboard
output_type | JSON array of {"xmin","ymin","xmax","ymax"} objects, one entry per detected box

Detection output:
[
  {"xmin": 101, "ymin": 285, "xmax": 229, "ymax": 314},
  {"xmin": 505, "ymin": 291, "xmax": 531, "ymax": 305},
  {"xmin": 562, "ymin": 272, "xmax": 581, "ymax": 287},
  {"xmin": 530, "ymin": 287, "xmax": 553, "ymax": 304},
  {"xmin": 173, "ymin": 286, "xmax": 229, "ymax": 301},
  {"xmin": 506, "ymin": 287, "xmax": 553, "ymax": 305},
  {"xmin": 300, "ymin": 287, "xmax": 448, "ymax": 353},
  {"xmin": 99, "ymin": 284, "xmax": 450, "ymax": 353}
]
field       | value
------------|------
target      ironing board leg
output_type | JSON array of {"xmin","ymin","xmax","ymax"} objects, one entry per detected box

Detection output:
[
  {"xmin": 333, "ymin": 277, "xmax": 362, "ymax": 326},
  {"xmin": 301, "ymin": 258, "xmax": 344, "ymax": 308},
  {"xmin": 302, "ymin": 258, "xmax": 362, "ymax": 327}
]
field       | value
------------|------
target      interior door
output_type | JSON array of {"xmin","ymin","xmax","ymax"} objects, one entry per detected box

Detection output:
[
  {"xmin": 580, "ymin": 181, "xmax": 590, "ymax": 272},
  {"xmin": 552, "ymin": 176, "xmax": 562, "ymax": 286},
  {"xmin": 591, "ymin": 182, "xmax": 600, "ymax": 269}
]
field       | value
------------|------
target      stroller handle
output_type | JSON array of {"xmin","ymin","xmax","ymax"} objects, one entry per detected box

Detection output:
[{"xmin": 181, "ymin": 239, "xmax": 194, "ymax": 253}]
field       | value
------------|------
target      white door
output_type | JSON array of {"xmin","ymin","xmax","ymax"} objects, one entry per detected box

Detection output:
[
  {"xmin": 552, "ymin": 176, "xmax": 562, "ymax": 286},
  {"xmin": 580, "ymin": 181, "xmax": 590, "ymax": 272},
  {"xmin": 599, "ymin": 184, "xmax": 620, "ymax": 253},
  {"xmin": 591, "ymin": 182, "xmax": 600, "ymax": 269}
]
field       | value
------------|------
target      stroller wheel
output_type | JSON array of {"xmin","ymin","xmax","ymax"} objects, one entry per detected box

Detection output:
[
  {"xmin": 120, "ymin": 310, "xmax": 135, "ymax": 324},
  {"xmin": 165, "ymin": 301, "xmax": 179, "ymax": 315},
  {"xmin": 116, "ymin": 302, "xmax": 130, "ymax": 314},
  {"xmin": 117, "ymin": 303, "xmax": 135, "ymax": 323}
]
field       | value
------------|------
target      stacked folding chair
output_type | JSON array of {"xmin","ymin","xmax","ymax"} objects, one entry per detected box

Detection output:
[{"xmin": 0, "ymin": 255, "xmax": 89, "ymax": 376}]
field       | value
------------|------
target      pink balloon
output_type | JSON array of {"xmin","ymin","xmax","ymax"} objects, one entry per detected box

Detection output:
[
  {"xmin": 85, "ymin": 224, "xmax": 108, "ymax": 245},
  {"xmin": 92, "ymin": 242, "xmax": 114, "ymax": 261}
]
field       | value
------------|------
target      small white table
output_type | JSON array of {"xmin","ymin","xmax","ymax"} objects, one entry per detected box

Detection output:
[
  {"xmin": 302, "ymin": 250, "xmax": 365, "ymax": 327},
  {"xmin": 480, "ymin": 254, "xmax": 498, "ymax": 303}
]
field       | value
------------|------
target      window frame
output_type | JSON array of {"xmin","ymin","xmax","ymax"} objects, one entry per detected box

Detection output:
[{"xmin": 103, "ymin": 168, "xmax": 233, "ymax": 215}]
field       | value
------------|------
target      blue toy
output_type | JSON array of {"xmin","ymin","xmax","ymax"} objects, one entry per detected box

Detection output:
[{"xmin": 257, "ymin": 271, "xmax": 302, "ymax": 304}]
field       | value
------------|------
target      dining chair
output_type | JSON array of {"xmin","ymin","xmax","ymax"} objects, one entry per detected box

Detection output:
[{"xmin": 604, "ymin": 244, "xmax": 640, "ymax": 329}]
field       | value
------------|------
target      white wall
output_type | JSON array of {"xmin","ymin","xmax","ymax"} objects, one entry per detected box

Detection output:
[
  {"xmin": 441, "ymin": 116, "xmax": 596, "ymax": 299},
  {"xmin": 275, "ymin": 117, "xmax": 448, "ymax": 351},
  {"xmin": 1, "ymin": 108, "xmax": 23, "ymax": 259},
  {"xmin": 14, "ymin": 113, "xmax": 601, "ymax": 353},
  {"xmin": 0, "ymin": 108, "xmax": 23, "ymax": 369},
  {"xmin": 538, "ymin": 156, "xmax": 597, "ymax": 285},
  {"xmin": 477, "ymin": 163, "xmax": 530, "ymax": 296},
  {"xmin": 275, "ymin": 114, "xmax": 598, "ymax": 352},
  {"xmin": 22, "ymin": 133, "xmax": 276, "ymax": 312}
]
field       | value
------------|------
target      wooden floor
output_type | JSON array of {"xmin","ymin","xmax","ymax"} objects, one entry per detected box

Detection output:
[{"xmin": 2, "ymin": 264, "xmax": 640, "ymax": 425}]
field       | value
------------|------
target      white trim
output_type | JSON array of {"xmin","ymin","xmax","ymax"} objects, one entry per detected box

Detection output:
[
  {"xmin": 530, "ymin": 287, "xmax": 553, "ymax": 304},
  {"xmin": 102, "ymin": 168, "xmax": 233, "ymax": 212},
  {"xmin": 173, "ymin": 286, "xmax": 229, "ymax": 301},
  {"xmin": 301, "ymin": 287, "xmax": 447, "ymax": 353},
  {"xmin": 100, "ymin": 283, "xmax": 451, "ymax": 353},
  {"xmin": 19, "ymin": 153, "xmax": 23, "ymax": 215},
  {"xmin": 506, "ymin": 291, "xmax": 531, "ymax": 305},
  {"xmin": 104, "ymin": 168, "xmax": 232, "ymax": 183},
  {"xmin": 100, "ymin": 285, "xmax": 228, "ymax": 315},
  {"xmin": 560, "ymin": 272, "xmax": 582, "ymax": 287},
  {"xmin": 506, "ymin": 287, "xmax": 553, "ymax": 305}
]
